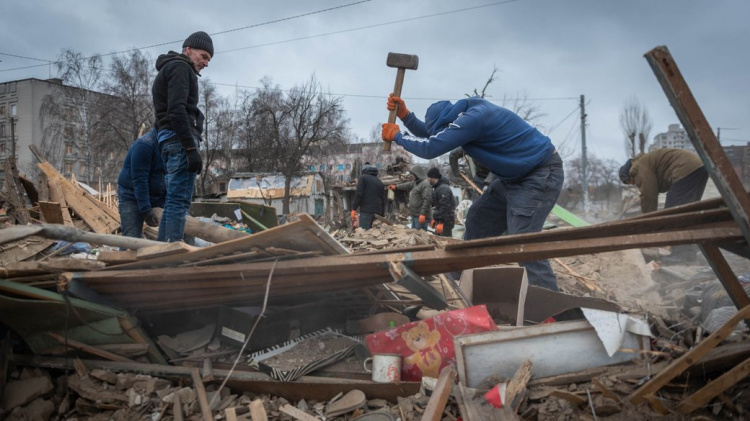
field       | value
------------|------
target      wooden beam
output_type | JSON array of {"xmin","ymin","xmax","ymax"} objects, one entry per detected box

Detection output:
[
  {"xmin": 628, "ymin": 305, "xmax": 750, "ymax": 404},
  {"xmin": 699, "ymin": 243, "xmax": 750, "ymax": 323},
  {"xmin": 191, "ymin": 368, "xmax": 215, "ymax": 421},
  {"xmin": 249, "ymin": 399, "xmax": 268, "ymax": 421},
  {"xmin": 47, "ymin": 332, "xmax": 137, "ymax": 363},
  {"xmin": 422, "ymin": 365, "xmax": 457, "ymax": 421},
  {"xmin": 675, "ymin": 356, "xmax": 750, "ymax": 414},
  {"xmin": 644, "ymin": 46, "xmax": 750, "ymax": 245},
  {"xmin": 279, "ymin": 404, "xmax": 316, "ymax": 421}
]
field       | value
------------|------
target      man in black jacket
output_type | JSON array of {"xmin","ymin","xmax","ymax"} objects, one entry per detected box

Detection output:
[
  {"xmin": 427, "ymin": 167, "xmax": 456, "ymax": 237},
  {"xmin": 152, "ymin": 31, "xmax": 212, "ymax": 243},
  {"xmin": 351, "ymin": 163, "xmax": 385, "ymax": 230}
]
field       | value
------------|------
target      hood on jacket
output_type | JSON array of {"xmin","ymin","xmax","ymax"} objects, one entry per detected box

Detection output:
[
  {"xmin": 425, "ymin": 99, "xmax": 470, "ymax": 136},
  {"xmin": 409, "ymin": 165, "xmax": 427, "ymax": 181},
  {"xmin": 155, "ymin": 51, "xmax": 197, "ymax": 73},
  {"xmin": 435, "ymin": 175, "xmax": 451, "ymax": 187},
  {"xmin": 362, "ymin": 166, "xmax": 379, "ymax": 176}
]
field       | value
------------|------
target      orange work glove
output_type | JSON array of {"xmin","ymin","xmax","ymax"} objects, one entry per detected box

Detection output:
[
  {"xmin": 430, "ymin": 219, "xmax": 437, "ymax": 228},
  {"xmin": 388, "ymin": 184, "xmax": 397, "ymax": 190},
  {"xmin": 351, "ymin": 210, "xmax": 357, "ymax": 220},
  {"xmin": 387, "ymin": 93, "xmax": 410, "ymax": 119},
  {"xmin": 436, "ymin": 223, "xmax": 444, "ymax": 235},
  {"xmin": 381, "ymin": 123, "xmax": 400, "ymax": 142},
  {"xmin": 418, "ymin": 215, "xmax": 426, "ymax": 225}
]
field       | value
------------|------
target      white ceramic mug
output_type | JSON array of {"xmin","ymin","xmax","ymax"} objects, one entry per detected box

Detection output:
[{"xmin": 363, "ymin": 353, "xmax": 401, "ymax": 383}]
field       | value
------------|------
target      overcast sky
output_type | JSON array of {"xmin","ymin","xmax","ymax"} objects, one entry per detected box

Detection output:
[{"xmin": 2, "ymin": 0, "xmax": 748, "ymax": 163}]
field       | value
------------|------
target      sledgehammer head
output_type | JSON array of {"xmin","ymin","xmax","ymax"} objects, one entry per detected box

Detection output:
[{"xmin": 387, "ymin": 52, "xmax": 419, "ymax": 70}]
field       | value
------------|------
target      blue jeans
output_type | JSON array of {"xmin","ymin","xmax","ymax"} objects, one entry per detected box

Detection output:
[
  {"xmin": 411, "ymin": 216, "xmax": 428, "ymax": 231},
  {"xmin": 464, "ymin": 153, "xmax": 564, "ymax": 291},
  {"xmin": 359, "ymin": 212, "xmax": 375, "ymax": 230},
  {"xmin": 157, "ymin": 138, "xmax": 196, "ymax": 243},
  {"xmin": 118, "ymin": 196, "xmax": 144, "ymax": 238}
]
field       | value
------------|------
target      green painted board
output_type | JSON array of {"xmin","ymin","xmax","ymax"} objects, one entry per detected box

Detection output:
[
  {"xmin": 551, "ymin": 204, "xmax": 591, "ymax": 228},
  {"xmin": 0, "ymin": 281, "xmax": 165, "ymax": 363}
]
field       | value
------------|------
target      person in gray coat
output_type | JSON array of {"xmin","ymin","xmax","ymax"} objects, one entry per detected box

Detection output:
[{"xmin": 388, "ymin": 165, "xmax": 432, "ymax": 230}]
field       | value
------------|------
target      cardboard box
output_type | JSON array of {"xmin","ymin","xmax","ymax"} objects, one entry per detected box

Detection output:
[{"xmin": 459, "ymin": 266, "xmax": 621, "ymax": 325}]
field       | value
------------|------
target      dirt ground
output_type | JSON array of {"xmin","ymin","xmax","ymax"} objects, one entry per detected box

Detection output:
[{"xmin": 553, "ymin": 249, "xmax": 666, "ymax": 315}]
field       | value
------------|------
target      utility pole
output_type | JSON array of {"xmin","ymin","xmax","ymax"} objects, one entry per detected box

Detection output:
[
  {"xmin": 580, "ymin": 94, "xmax": 589, "ymax": 216},
  {"xmin": 717, "ymin": 127, "xmax": 738, "ymax": 145}
]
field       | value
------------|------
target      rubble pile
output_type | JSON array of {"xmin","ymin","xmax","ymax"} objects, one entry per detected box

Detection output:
[{"xmin": 2, "ymin": 152, "xmax": 750, "ymax": 420}]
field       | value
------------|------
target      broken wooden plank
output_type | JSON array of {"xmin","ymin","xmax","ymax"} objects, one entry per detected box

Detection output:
[
  {"xmin": 37, "ymin": 160, "xmax": 119, "ymax": 234},
  {"xmin": 173, "ymin": 393, "xmax": 184, "ymax": 421},
  {"xmin": 97, "ymin": 250, "xmax": 138, "ymax": 264},
  {"xmin": 505, "ymin": 360, "xmax": 533, "ymax": 412},
  {"xmin": 422, "ymin": 365, "xmax": 457, "ymax": 421},
  {"xmin": 674, "ymin": 356, "xmax": 750, "ymax": 414},
  {"xmin": 46, "ymin": 177, "xmax": 74, "ymax": 226},
  {"xmin": 279, "ymin": 404, "xmax": 316, "ymax": 421},
  {"xmin": 644, "ymin": 46, "xmax": 750, "ymax": 245},
  {"xmin": 550, "ymin": 389, "xmax": 586, "ymax": 406},
  {"xmin": 136, "ymin": 241, "xmax": 196, "ymax": 260},
  {"xmin": 249, "ymin": 399, "xmax": 267, "ymax": 421},
  {"xmin": 629, "ymin": 305, "xmax": 750, "ymax": 404},
  {"xmin": 191, "ymin": 368, "xmax": 215, "ymax": 421},
  {"xmin": 2, "ymin": 158, "xmax": 31, "ymax": 225},
  {"xmin": 38, "ymin": 201, "xmax": 66, "ymax": 225},
  {"xmin": 47, "ymin": 333, "xmax": 137, "ymax": 363},
  {"xmin": 699, "ymin": 243, "xmax": 750, "ymax": 320}
]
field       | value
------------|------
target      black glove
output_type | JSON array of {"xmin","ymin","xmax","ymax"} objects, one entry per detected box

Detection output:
[
  {"xmin": 186, "ymin": 147, "xmax": 203, "ymax": 174},
  {"xmin": 143, "ymin": 210, "xmax": 159, "ymax": 227}
]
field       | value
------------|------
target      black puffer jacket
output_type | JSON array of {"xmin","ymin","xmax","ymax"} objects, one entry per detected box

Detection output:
[
  {"xmin": 152, "ymin": 52, "xmax": 204, "ymax": 147},
  {"xmin": 432, "ymin": 176, "xmax": 456, "ymax": 225},
  {"xmin": 352, "ymin": 166, "xmax": 385, "ymax": 215}
]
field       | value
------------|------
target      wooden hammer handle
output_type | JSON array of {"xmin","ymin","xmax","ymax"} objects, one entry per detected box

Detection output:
[{"xmin": 384, "ymin": 67, "xmax": 406, "ymax": 152}]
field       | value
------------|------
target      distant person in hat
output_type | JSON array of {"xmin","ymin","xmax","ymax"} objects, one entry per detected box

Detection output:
[
  {"xmin": 152, "ymin": 31, "xmax": 213, "ymax": 243},
  {"xmin": 426, "ymin": 167, "xmax": 456, "ymax": 237},
  {"xmin": 619, "ymin": 148, "xmax": 708, "ymax": 262},
  {"xmin": 351, "ymin": 162, "xmax": 385, "ymax": 230},
  {"xmin": 619, "ymin": 148, "xmax": 708, "ymax": 214},
  {"xmin": 388, "ymin": 165, "xmax": 433, "ymax": 230}
]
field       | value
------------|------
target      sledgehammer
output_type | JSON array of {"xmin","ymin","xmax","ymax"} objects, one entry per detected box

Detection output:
[{"xmin": 384, "ymin": 52, "xmax": 419, "ymax": 152}]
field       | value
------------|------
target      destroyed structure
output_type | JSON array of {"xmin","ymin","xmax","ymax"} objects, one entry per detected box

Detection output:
[{"xmin": 0, "ymin": 47, "xmax": 749, "ymax": 421}]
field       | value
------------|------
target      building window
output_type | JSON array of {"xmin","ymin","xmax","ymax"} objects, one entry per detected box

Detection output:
[
  {"xmin": 10, "ymin": 104, "xmax": 16, "ymax": 117},
  {"xmin": 346, "ymin": 163, "xmax": 352, "ymax": 170},
  {"xmin": 218, "ymin": 181, "xmax": 227, "ymax": 192},
  {"xmin": 0, "ymin": 105, "xmax": 5, "ymax": 116},
  {"xmin": 64, "ymin": 126, "xmax": 74, "ymax": 139},
  {"xmin": 108, "ymin": 151, "xmax": 115, "ymax": 160},
  {"xmin": 64, "ymin": 162, "xmax": 74, "ymax": 174},
  {"xmin": 0, "ymin": 124, "xmax": 4, "ymax": 137},
  {"xmin": 0, "ymin": 141, "xmax": 5, "ymax": 155},
  {"xmin": 65, "ymin": 143, "xmax": 74, "ymax": 155}
]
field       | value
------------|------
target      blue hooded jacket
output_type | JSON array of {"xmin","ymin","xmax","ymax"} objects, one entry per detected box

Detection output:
[
  {"xmin": 117, "ymin": 128, "xmax": 166, "ymax": 215},
  {"xmin": 396, "ymin": 97, "xmax": 554, "ymax": 180}
]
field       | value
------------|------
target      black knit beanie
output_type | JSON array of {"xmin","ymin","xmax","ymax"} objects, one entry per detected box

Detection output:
[
  {"xmin": 619, "ymin": 159, "xmax": 633, "ymax": 183},
  {"xmin": 427, "ymin": 167, "xmax": 441, "ymax": 179},
  {"xmin": 183, "ymin": 31, "xmax": 214, "ymax": 57}
]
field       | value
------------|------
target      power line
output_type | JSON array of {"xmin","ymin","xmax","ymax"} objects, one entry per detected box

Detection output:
[
  {"xmin": 210, "ymin": 81, "xmax": 575, "ymax": 102},
  {"xmin": 220, "ymin": 0, "xmax": 524, "ymax": 54},
  {"xmin": 0, "ymin": 0, "xmax": 374, "ymax": 73},
  {"xmin": 0, "ymin": 0, "xmax": 524, "ymax": 74}
]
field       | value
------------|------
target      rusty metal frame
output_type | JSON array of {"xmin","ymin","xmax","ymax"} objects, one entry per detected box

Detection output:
[{"xmin": 644, "ymin": 45, "xmax": 750, "ymax": 314}]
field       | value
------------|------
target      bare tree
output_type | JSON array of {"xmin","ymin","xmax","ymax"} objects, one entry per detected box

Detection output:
[
  {"xmin": 197, "ymin": 79, "xmax": 241, "ymax": 195},
  {"xmin": 620, "ymin": 96, "xmax": 653, "ymax": 158},
  {"xmin": 251, "ymin": 74, "xmax": 349, "ymax": 214},
  {"xmin": 40, "ymin": 49, "xmax": 109, "ymax": 184},
  {"xmin": 100, "ymin": 49, "xmax": 155, "ymax": 152}
]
